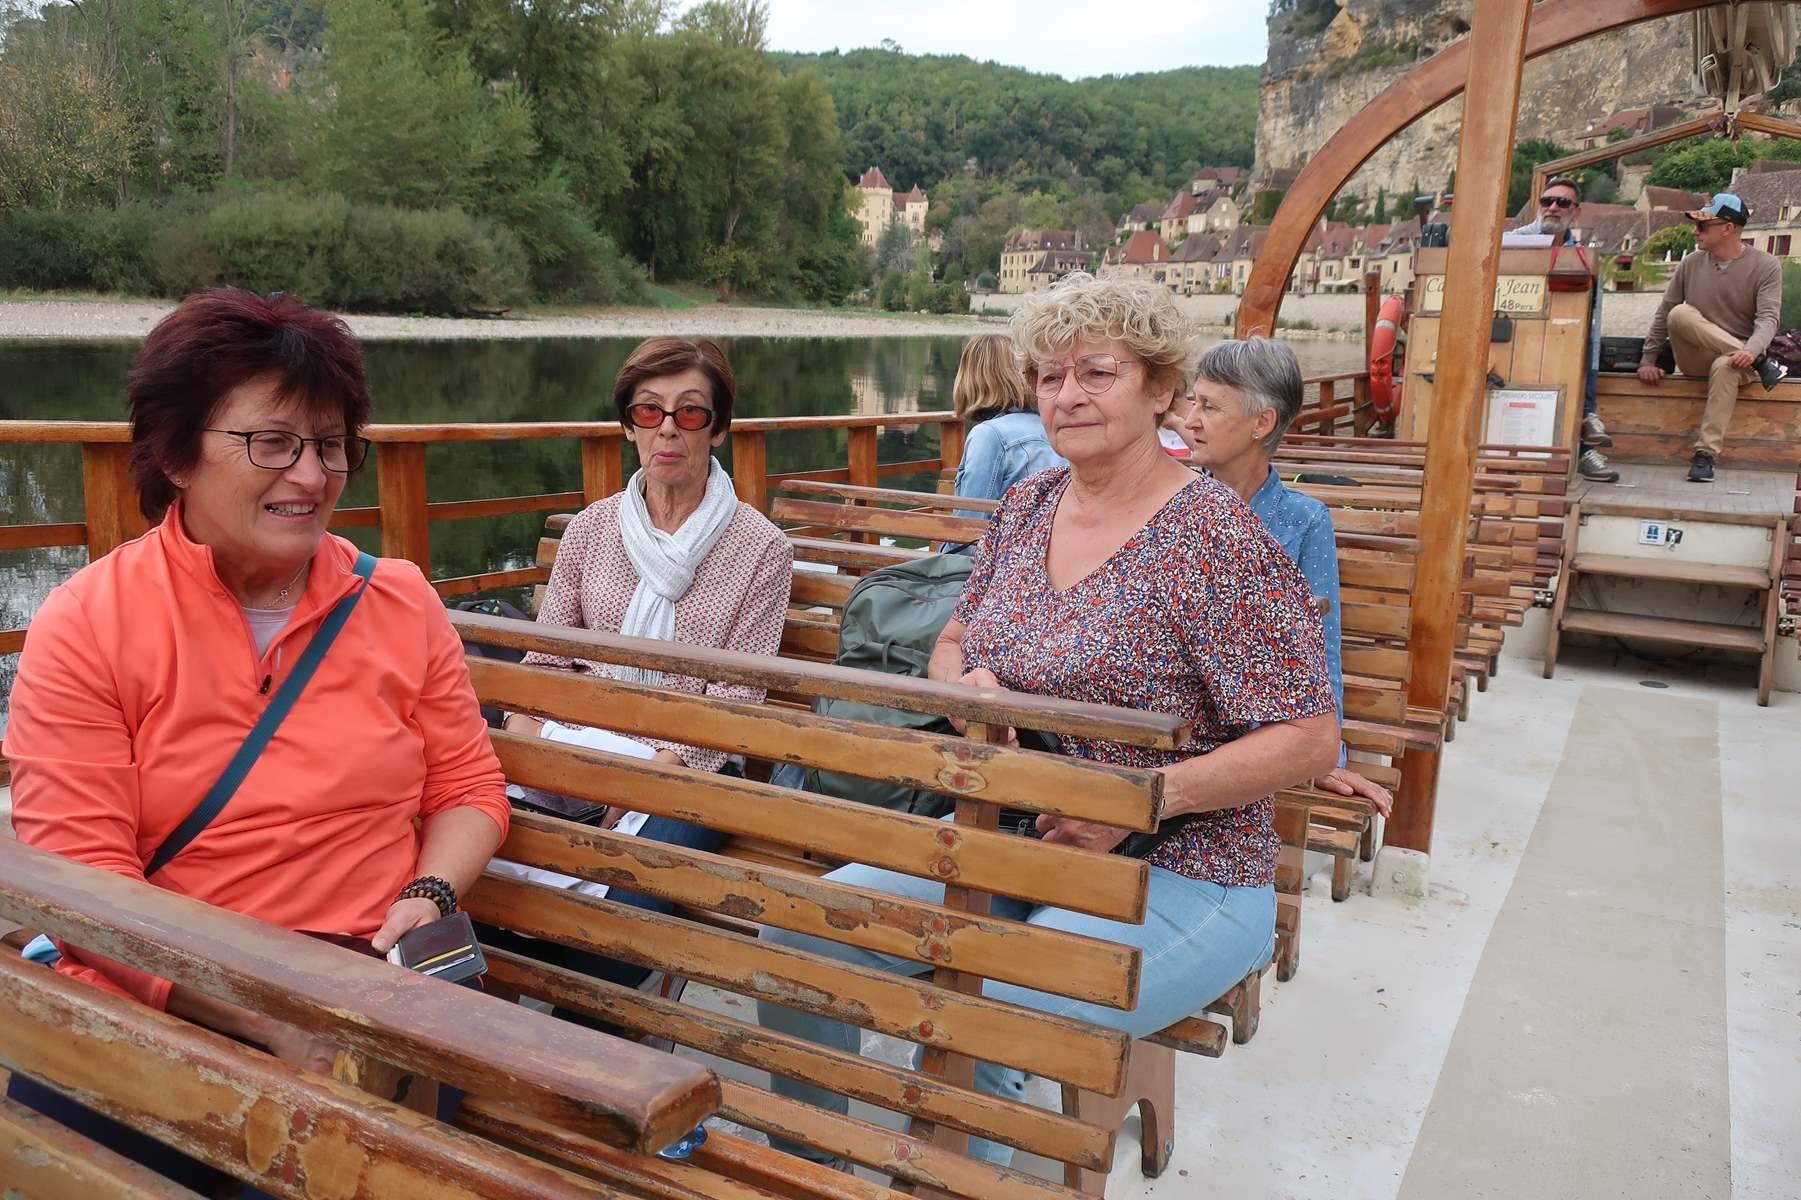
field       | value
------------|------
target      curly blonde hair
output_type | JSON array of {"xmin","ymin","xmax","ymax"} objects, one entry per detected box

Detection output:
[
  {"xmin": 953, "ymin": 333, "xmax": 1033, "ymax": 423},
  {"xmin": 1010, "ymin": 272, "xmax": 1199, "ymax": 407}
]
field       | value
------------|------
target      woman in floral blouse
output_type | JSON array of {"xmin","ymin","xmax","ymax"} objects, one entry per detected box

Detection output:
[{"xmin": 758, "ymin": 273, "xmax": 1339, "ymax": 1169}]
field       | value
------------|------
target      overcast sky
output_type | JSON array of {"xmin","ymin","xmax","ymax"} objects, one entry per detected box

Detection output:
[{"xmin": 759, "ymin": 0, "xmax": 1268, "ymax": 78}]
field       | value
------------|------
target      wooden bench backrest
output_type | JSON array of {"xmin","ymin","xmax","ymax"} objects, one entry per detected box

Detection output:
[{"xmin": 452, "ymin": 613, "xmax": 1181, "ymax": 1196}]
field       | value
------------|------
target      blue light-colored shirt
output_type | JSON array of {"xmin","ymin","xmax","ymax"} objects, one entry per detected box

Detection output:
[
  {"xmin": 1247, "ymin": 465, "xmax": 1344, "ymax": 725},
  {"xmin": 951, "ymin": 410, "xmax": 1066, "ymax": 520}
]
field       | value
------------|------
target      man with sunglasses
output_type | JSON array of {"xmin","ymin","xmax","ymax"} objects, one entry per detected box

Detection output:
[
  {"xmin": 1516, "ymin": 176, "xmax": 1618, "ymax": 481},
  {"xmin": 1637, "ymin": 192, "xmax": 1786, "ymax": 482}
]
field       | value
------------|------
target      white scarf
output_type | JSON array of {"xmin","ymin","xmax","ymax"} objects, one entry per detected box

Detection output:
[{"xmin": 614, "ymin": 457, "xmax": 739, "ymax": 685}]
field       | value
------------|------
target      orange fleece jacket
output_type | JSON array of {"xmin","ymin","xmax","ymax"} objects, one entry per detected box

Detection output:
[{"xmin": 3, "ymin": 508, "xmax": 509, "ymax": 1009}]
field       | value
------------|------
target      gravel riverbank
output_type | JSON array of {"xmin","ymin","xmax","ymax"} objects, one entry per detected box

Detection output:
[{"xmin": 0, "ymin": 298, "xmax": 1005, "ymax": 342}]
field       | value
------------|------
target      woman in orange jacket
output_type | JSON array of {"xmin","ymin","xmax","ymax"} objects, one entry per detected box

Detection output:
[{"xmin": 3, "ymin": 289, "xmax": 509, "ymax": 1190}]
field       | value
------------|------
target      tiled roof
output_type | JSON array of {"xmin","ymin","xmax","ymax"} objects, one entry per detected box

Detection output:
[
  {"xmin": 1225, "ymin": 226, "xmax": 1269, "ymax": 259},
  {"xmin": 1163, "ymin": 191, "xmax": 1199, "ymax": 221},
  {"xmin": 1171, "ymin": 232, "xmax": 1223, "ymax": 262},
  {"xmin": 897, "ymin": 185, "xmax": 926, "ymax": 205},
  {"xmin": 1731, "ymin": 169, "xmax": 1801, "ymax": 224},
  {"xmin": 857, "ymin": 166, "xmax": 892, "ymax": 190},
  {"xmin": 1120, "ymin": 229, "xmax": 1167, "ymax": 263},
  {"xmin": 1639, "ymin": 186, "xmax": 1705, "ymax": 211},
  {"xmin": 1027, "ymin": 249, "xmax": 1089, "ymax": 275},
  {"xmin": 1006, "ymin": 227, "xmax": 1079, "ymax": 252}
]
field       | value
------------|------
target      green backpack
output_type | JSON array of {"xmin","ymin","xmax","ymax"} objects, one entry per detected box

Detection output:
[{"xmin": 802, "ymin": 554, "xmax": 974, "ymax": 818}]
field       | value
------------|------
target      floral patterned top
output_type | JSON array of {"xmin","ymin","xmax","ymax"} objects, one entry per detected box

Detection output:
[{"xmin": 953, "ymin": 467, "xmax": 1335, "ymax": 887}]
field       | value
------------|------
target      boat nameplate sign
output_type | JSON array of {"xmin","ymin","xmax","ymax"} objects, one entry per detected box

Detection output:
[{"xmin": 1420, "ymin": 273, "xmax": 1548, "ymax": 315}]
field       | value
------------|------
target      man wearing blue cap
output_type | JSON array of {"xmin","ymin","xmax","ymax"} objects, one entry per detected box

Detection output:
[{"xmin": 1636, "ymin": 192, "xmax": 1785, "ymax": 482}]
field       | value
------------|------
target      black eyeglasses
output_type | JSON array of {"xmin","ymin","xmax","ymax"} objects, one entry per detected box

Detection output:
[
  {"xmin": 205, "ymin": 428, "xmax": 370, "ymax": 473},
  {"xmin": 1033, "ymin": 354, "xmax": 1138, "ymax": 400},
  {"xmin": 625, "ymin": 402, "xmax": 715, "ymax": 431},
  {"xmin": 1538, "ymin": 194, "xmax": 1576, "ymax": 209}
]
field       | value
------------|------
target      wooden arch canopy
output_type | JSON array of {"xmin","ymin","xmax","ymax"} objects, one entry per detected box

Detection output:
[{"xmin": 1237, "ymin": 0, "xmax": 1727, "ymax": 337}]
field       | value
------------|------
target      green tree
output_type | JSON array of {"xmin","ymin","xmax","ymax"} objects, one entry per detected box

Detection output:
[
  {"xmin": 1250, "ymin": 189, "xmax": 1284, "ymax": 222},
  {"xmin": 1372, "ymin": 187, "xmax": 1388, "ymax": 223},
  {"xmin": 0, "ymin": 33, "xmax": 133, "ymax": 209},
  {"xmin": 1641, "ymin": 224, "xmax": 1696, "ymax": 264},
  {"xmin": 1328, "ymin": 192, "xmax": 1366, "ymax": 223},
  {"xmin": 314, "ymin": 0, "xmax": 522, "ymax": 211},
  {"xmin": 1646, "ymin": 139, "xmax": 1754, "ymax": 193},
  {"xmin": 1508, "ymin": 137, "xmax": 1574, "ymax": 214}
]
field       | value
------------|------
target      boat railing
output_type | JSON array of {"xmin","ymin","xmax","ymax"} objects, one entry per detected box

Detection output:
[{"xmin": 0, "ymin": 370, "xmax": 1369, "ymax": 660}]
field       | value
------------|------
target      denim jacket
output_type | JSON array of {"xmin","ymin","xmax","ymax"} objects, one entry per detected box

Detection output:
[{"xmin": 951, "ymin": 410, "xmax": 1066, "ymax": 520}]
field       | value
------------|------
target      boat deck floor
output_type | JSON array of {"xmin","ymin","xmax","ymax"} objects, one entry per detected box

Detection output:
[
  {"xmin": 1574, "ymin": 460, "xmax": 1796, "ymax": 518},
  {"xmin": 683, "ymin": 645, "xmax": 1801, "ymax": 1198},
  {"xmin": 2, "ymin": 645, "xmax": 1797, "ymax": 1198}
]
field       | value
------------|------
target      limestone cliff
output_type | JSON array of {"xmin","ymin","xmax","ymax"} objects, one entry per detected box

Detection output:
[{"xmin": 1257, "ymin": 0, "xmax": 1704, "ymax": 199}]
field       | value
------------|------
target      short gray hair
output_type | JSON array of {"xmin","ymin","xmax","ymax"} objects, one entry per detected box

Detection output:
[{"xmin": 1192, "ymin": 337, "xmax": 1304, "ymax": 453}]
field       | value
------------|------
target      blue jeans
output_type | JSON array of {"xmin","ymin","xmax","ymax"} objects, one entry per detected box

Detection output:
[{"xmin": 754, "ymin": 859, "xmax": 1275, "ymax": 1166}]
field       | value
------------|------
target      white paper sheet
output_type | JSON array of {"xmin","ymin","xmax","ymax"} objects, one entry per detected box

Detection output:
[{"xmin": 488, "ymin": 722, "xmax": 657, "ymax": 899}]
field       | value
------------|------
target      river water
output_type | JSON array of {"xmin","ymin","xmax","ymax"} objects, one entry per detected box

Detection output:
[{"xmin": 0, "ymin": 334, "xmax": 1363, "ymax": 719}]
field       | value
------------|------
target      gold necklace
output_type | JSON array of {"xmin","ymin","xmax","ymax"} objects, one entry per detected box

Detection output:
[{"xmin": 249, "ymin": 560, "xmax": 310, "ymax": 611}]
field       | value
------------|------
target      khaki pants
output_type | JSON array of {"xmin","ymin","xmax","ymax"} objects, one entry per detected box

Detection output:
[{"xmin": 1666, "ymin": 303, "xmax": 1755, "ymax": 456}]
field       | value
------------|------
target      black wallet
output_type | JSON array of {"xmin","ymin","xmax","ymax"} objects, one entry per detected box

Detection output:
[{"xmin": 386, "ymin": 911, "xmax": 487, "ymax": 984}]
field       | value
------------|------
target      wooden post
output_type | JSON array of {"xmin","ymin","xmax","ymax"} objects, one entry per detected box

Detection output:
[
  {"xmin": 846, "ymin": 426, "xmax": 878, "ymax": 487},
  {"xmin": 939, "ymin": 419, "xmax": 965, "ymax": 473},
  {"xmin": 79, "ymin": 443, "xmax": 146, "ymax": 560},
  {"xmin": 1357, "ymin": 268, "xmax": 1382, "ymax": 435},
  {"xmin": 1391, "ymin": 0, "xmax": 1532, "ymax": 856},
  {"xmin": 375, "ymin": 442, "xmax": 431, "ymax": 574},
  {"xmin": 730, "ymin": 429, "xmax": 769, "ymax": 513},
  {"xmin": 1357, "ymin": 269, "xmax": 1381, "ymax": 435},
  {"xmin": 847, "ymin": 427, "xmax": 879, "ymax": 545},
  {"xmin": 580, "ymin": 436, "xmax": 623, "ymax": 505}
]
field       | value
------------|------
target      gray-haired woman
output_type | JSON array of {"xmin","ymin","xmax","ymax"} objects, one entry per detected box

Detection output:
[{"xmin": 1175, "ymin": 336, "xmax": 1391, "ymax": 812}]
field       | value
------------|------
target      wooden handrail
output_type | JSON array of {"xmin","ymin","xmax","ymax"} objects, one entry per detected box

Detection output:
[
  {"xmin": 0, "ymin": 838, "xmax": 720, "ymax": 1155},
  {"xmin": 0, "ymin": 413, "xmax": 962, "ymax": 444},
  {"xmin": 0, "ymin": 372, "xmax": 1365, "ymax": 657}
]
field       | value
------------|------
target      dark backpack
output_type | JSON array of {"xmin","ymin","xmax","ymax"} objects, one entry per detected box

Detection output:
[
  {"xmin": 798, "ymin": 555, "xmax": 974, "ymax": 818},
  {"xmin": 1765, "ymin": 330, "xmax": 1801, "ymax": 374}
]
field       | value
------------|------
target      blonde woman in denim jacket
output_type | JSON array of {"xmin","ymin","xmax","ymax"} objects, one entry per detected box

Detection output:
[{"xmin": 948, "ymin": 333, "xmax": 1065, "ymax": 523}]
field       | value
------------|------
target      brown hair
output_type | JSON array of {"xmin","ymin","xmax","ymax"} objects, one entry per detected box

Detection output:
[
  {"xmin": 952, "ymin": 333, "xmax": 1032, "ymax": 423},
  {"xmin": 127, "ymin": 289, "xmax": 371, "ymax": 522},
  {"xmin": 611, "ymin": 337, "xmax": 736, "ymax": 433}
]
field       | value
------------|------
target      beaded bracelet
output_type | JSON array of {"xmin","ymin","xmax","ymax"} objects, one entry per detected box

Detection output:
[{"xmin": 397, "ymin": 875, "xmax": 457, "ymax": 919}]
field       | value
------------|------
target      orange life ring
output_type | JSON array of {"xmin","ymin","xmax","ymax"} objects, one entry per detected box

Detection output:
[{"xmin": 1369, "ymin": 294, "xmax": 1405, "ymax": 423}]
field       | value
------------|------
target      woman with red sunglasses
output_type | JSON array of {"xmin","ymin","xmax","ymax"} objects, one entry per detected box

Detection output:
[{"xmin": 489, "ymin": 337, "xmax": 791, "ymax": 1006}]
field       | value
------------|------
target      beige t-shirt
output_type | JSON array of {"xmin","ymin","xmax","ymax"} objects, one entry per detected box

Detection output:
[{"xmin": 1642, "ymin": 245, "xmax": 1782, "ymax": 361}]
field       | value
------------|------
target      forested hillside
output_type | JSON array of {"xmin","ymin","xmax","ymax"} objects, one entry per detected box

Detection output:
[
  {"xmin": 776, "ymin": 49, "xmax": 1257, "ymax": 199},
  {"xmin": 0, "ymin": 0, "xmax": 1255, "ymax": 312}
]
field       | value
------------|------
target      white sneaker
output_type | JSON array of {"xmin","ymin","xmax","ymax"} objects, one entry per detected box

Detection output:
[
  {"xmin": 1581, "ymin": 412, "xmax": 1612, "ymax": 447},
  {"xmin": 1578, "ymin": 448, "xmax": 1619, "ymax": 482}
]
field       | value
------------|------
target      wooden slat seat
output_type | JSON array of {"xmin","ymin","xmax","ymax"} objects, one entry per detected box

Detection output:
[{"xmin": 452, "ymin": 614, "xmax": 1264, "ymax": 1196}]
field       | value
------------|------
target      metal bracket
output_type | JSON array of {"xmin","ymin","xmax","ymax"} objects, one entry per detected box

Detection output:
[
  {"xmin": 1779, "ymin": 615, "xmax": 1797, "ymax": 639},
  {"xmin": 1533, "ymin": 587, "xmax": 1557, "ymax": 609}
]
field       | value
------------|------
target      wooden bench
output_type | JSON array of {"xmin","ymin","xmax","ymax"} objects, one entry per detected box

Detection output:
[
  {"xmin": 537, "ymin": 489, "xmax": 1409, "ymax": 923},
  {"xmin": 0, "ymin": 838, "xmax": 721, "ymax": 1200},
  {"xmin": 453, "ymin": 610, "xmax": 1281, "ymax": 1197}
]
